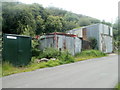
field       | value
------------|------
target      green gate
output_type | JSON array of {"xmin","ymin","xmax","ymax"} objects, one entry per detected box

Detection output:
[{"xmin": 2, "ymin": 34, "xmax": 31, "ymax": 66}]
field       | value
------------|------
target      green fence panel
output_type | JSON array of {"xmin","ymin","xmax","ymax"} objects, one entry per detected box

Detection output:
[{"xmin": 3, "ymin": 34, "xmax": 31, "ymax": 66}]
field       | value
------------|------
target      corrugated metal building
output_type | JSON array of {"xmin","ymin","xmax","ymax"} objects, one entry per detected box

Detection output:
[
  {"xmin": 39, "ymin": 32, "xmax": 82, "ymax": 55},
  {"xmin": 67, "ymin": 23, "xmax": 113, "ymax": 53}
]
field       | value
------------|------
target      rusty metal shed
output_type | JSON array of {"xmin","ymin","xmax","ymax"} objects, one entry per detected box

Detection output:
[
  {"xmin": 67, "ymin": 23, "xmax": 113, "ymax": 53},
  {"xmin": 39, "ymin": 32, "xmax": 82, "ymax": 55}
]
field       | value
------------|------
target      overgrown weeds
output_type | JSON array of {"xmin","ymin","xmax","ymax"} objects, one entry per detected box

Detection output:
[
  {"xmin": 75, "ymin": 50, "xmax": 107, "ymax": 61},
  {"xmin": 38, "ymin": 48, "xmax": 60, "ymax": 59},
  {"xmin": 2, "ymin": 49, "xmax": 107, "ymax": 76},
  {"xmin": 114, "ymin": 83, "xmax": 120, "ymax": 90}
]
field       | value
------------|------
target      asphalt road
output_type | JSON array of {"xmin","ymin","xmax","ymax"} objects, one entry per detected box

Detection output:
[{"xmin": 1, "ymin": 54, "xmax": 118, "ymax": 88}]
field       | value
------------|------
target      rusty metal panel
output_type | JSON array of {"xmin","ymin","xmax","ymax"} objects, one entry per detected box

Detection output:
[
  {"xmin": 66, "ymin": 23, "xmax": 113, "ymax": 53},
  {"xmin": 65, "ymin": 36, "xmax": 75, "ymax": 55},
  {"xmin": 100, "ymin": 34, "xmax": 113, "ymax": 53},
  {"xmin": 85, "ymin": 23, "xmax": 113, "ymax": 53},
  {"xmin": 39, "ymin": 34, "xmax": 82, "ymax": 55},
  {"xmin": 83, "ymin": 24, "xmax": 100, "ymax": 50},
  {"xmin": 57, "ymin": 35, "xmax": 76, "ymax": 55},
  {"xmin": 82, "ymin": 40, "xmax": 91, "ymax": 50},
  {"xmin": 57, "ymin": 35, "xmax": 65, "ymax": 50},
  {"xmin": 39, "ymin": 35, "xmax": 55, "ymax": 50},
  {"xmin": 98, "ymin": 24, "xmax": 113, "ymax": 53},
  {"xmin": 74, "ymin": 37, "xmax": 82, "ymax": 54},
  {"xmin": 82, "ymin": 28, "xmax": 87, "ymax": 40}
]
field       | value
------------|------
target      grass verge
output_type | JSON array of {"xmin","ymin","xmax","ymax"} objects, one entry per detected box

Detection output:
[
  {"xmin": 2, "ymin": 49, "xmax": 107, "ymax": 76},
  {"xmin": 75, "ymin": 50, "xmax": 107, "ymax": 61},
  {"xmin": 114, "ymin": 83, "xmax": 120, "ymax": 90}
]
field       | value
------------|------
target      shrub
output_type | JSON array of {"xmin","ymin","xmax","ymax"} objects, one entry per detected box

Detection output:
[
  {"xmin": 32, "ymin": 39, "xmax": 40, "ymax": 57},
  {"xmin": 89, "ymin": 37, "xmax": 98, "ymax": 49},
  {"xmin": 37, "ymin": 48, "xmax": 75, "ymax": 64},
  {"xmin": 38, "ymin": 48, "xmax": 60, "ymax": 59},
  {"xmin": 58, "ymin": 51, "xmax": 75, "ymax": 64}
]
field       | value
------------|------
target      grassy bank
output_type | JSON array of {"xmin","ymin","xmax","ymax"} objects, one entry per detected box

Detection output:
[
  {"xmin": 0, "ymin": 64, "xmax": 2, "ymax": 77},
  {"xmin": 2, "ymin": 49, "xmax": 107, "ymax": 76},
  {"xmin": 115, "ymin": 83, "xmax": 120, "ymax": 90},
  {"xmin": 75, "ymin": 50, "xmax": 107, "ymax": 61}
]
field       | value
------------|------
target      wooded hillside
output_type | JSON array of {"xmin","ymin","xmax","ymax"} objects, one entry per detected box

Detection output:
[
  {"xmin": 2, "ymin": 2, "xmax": 102, "ymax": 36},
  {"xmin": 2, "ymin": 2, "xmax": 119, "ymax": 51}
]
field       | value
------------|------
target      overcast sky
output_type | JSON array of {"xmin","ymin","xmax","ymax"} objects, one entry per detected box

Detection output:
[{"xmin": 17, "ymin": 0, "xmax": 119, "ymax": 23}]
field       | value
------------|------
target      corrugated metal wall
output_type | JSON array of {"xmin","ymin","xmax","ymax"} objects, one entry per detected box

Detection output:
[
  {"xmin": 74, "ymin": 37, "xmax": 82, "ymax": 54},
  {"xmin": 85, "ymin": 24, "xmax": 100, "ymax": 48},
  {"xmin": 66, "ymin": 28, "xmax": 83, "ymax": 38},
  {"xmin": 39, "ymin": 35, "xmax": 55, "ymax": 50},
  {"xmin": 39, "ymin": 23, "xmax": 113, "ymax": 54},
  {"xmin": 66, "ymin": 23, "xmax": 113, "ymax": 53},
  {"xmin": 99, "ymin": 24, "xmax": 113, "ymax": 53},
  {"xmin": 39, "ymin": 34, "xmax": 82, "ymax": 55},
  {"xmin": 85, "ymin": 23, "xmax": 113, "ymax": 53},
  {"xmin": 100, "ymin": 35, "xmax": 113, "ymax": 53}
]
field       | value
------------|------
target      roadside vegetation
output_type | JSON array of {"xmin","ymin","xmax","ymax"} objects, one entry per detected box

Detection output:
[
  {"xmin": 114, "ymin": 83, "xmax": 120, "ymax": 90},
  {"xmin": 2, "ymin": 48, "xmax": 107, "ymax": 76},
  {"xmin": 75, "ymin": 50, "xmax": 107, "ymax": 61},
  {"xmin": 0, "ymin": 64, "xmax": 2, "ymax": 77},
  {"xmin": 1, "ymin": 2, "xmax": 117, "ymax": 77}
]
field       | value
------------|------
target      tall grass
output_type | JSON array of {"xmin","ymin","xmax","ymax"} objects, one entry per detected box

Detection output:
[
  {"xmin": 0, "ymin": 64, "xmax": 2, "ymax": 77},
  {"xmin": 2, "ymin": 49, "xmax": 107, "ymax": 76},
  {"xmin": 115, "ymin": 83, "xmax": 120, "ymax": 90},
  {"xmin": 75, "ymin": 50, "xmax": 107, "ymax": 61},
  {"xmin": 2, "ymin": 62, "xmax": 21, "ymax": 76}
]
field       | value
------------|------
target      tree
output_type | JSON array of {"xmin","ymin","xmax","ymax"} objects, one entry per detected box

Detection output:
[
  {"xmin": 101, "ymin": 20, "xmax": 112, "ymax": 26},
  {"xmin": 64, "ymin": 12, "xmax": 79, "ymax": 22},
  {"xmin": 2, "ymin": 2, "xmax": 36, "ymax": 36},
  {"xmin": 46, "ymin": 7, "xmax": 67, "ymax": 17},
  {"xmin": 2, "ymin": 2, "xmax": 107, "ymax": 37},
  {"xmin": 78, "ymin": 18, "xmax": 91, "ymax": 26},
  {"xmin": 45, "ymin": 15, "xmax": 63, "ymax": 33},
  {"xmin": 35, "ymin": 15, "xmax": 45, "ymax": 35}
]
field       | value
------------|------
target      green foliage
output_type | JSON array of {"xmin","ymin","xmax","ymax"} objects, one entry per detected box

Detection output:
[
  {"xmin": 46, "ymin": 60, "xmax": 60, "ymax": 67},
  {"xmin": 89, "ymin": 37, "xmax": 98, "ymax": 49},
  {"xmin": 2, "ymin": 2, "xmax": 47, "ymax": 36},
  {"xmin": 38, "ymin": 48, "xmax": 75, "ymax": 64},
  {"xmin": 2, "ymin": 61, "xmax": 20, "ymax": 76},
  {"xmin": 38, "ymin": 48, "xmax": 60, "ymax": 59},
  {"xmin": 101, "ymin": 20, "xmax": 112, "ymax": 26},
  {"xmin": 115, "ymin": 83, "xmax": 120, "ymax": 90},
  {"xmin": 2, "ymin": 62, "xmax": 13, "ymax": 71},
  {"xmin": 78, "ymin": 17, "xmax": 91, "ymax": 26},
  {"xmin": 113, "ymin": 41, "xmax": 120, "ymax": 52},
  {"xmin": 45, "ymin": 15, "xmax": 63, "ymax": 33},
  {"xmin": 113, "ymin": 18, "xmax": 120, "ymax": 52},
  {"xmin": 35, "ymin": 15, "xmax": 45, "ymax": 35},
  {"xmin": 75, "ymin": 50, "xmax": 106, "ymax": 57},
  {"xmin": 2, "ymin": 2, "xmax": 102, "ymax": 35},
  {"xmin": 32, "ymin": 39, "xmax": 41, "ymax": 57},
  {"xmin": 64, "ymin": 12, "xmax": 79, "ymax": 22},
  {"xmin": 46, "ymin": 7, "xmax": 67, "ymax": 17},
  {"xmin": 2, "ymin": 49, "xmax": 107, "ymax": 76},
  {"xmin": 58, "ymin": 51, "xmax": 75, "ymax": 64}
]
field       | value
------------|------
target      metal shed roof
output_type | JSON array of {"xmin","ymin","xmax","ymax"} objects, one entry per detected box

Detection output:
[{"xmin": 46, "ymin": 32, "xmax": 77, "ymax": 37}]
